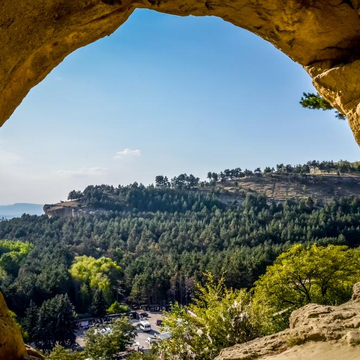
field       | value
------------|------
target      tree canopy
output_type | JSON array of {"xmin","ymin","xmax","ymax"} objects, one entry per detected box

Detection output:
[
  {"xmin": 69, "ymin": 255, "xmax": 121, "ymax": 295},
  {"xmin": 47, "ymin": 346, "xmax": 85, "ymax": 360},
  {"xmin": 84, "ymin": 318, "xmax": 136, "ymax": 360},
  {"xmin": 252, "ymin": 244, "xmax": 360, "ymax": 333},
  {"xmin": 2, "ymin": 191, "xmax": 360, "ymax": 319},
  {"xmin": 158, "ymin": 274, "xmax": 258, "ymax": 360},
  {"xmin": 157, "ymin": 245, "xmax": 360, "ymax": 358},
  {"xmin": 0, "ymin": 175, "xmax": 359, "ymax": 358},
  {"xmin": 28, "ymin": 294, "xmax": 77, "ymax": 351},
  {"xmin": 0, "ymin": 239, "xmax": 33, "ymax": 277}
]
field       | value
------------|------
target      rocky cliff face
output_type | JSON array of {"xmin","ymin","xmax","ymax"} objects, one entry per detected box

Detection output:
[
  {"xmin": 216, "ymin": 282, "xmax": 360, "ymax": 360},
  {"xmin": 0, "ymin": 292, "xmax": 27, "ymax": 360},
  {"xmin": 43, "ymin": 201, "xmax": 106, "ymax": 219},
  {"xmin": 0, "ymin": 292, "xmax": 44, "ymax": 360},
  {"xmin": 1, "ymin": 1, "xmax": 360, "ymax": 145},
  {"xmin": 43, "ymin": 201, "xmax": 79, "ymax": 219}
]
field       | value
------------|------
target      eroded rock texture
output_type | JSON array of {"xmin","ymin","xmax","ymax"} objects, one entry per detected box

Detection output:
[
  {"xmin": 0, "ymin": 291, "xmax": 27, "ymax": 360},
  {"xmin": 216, "ymin": 282, "xmax": 360, "ymax": 359},
  {"xmin": 1, "ymin": 1, "xmax": 360, "ymax": 144}
]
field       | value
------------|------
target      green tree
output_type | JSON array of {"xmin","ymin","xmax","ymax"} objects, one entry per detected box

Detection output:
[
  {"xmin": 90, "ymin": 289, "xmax": 107, "ymax": 318},
  {"xmin": 211, "ymin": 172, "xmax": 218, "ymax": 182},
  {"xmin": 34, "ymin": 297, "xmax": 57, "ymax": 350},
  {"xmin": 0, "ymin": 240, "xmax": 33, "ymax": 276},
  {"xmin": 300, "ymin": 92, "xmax": 346, "ymax": 120},
  {"xmin": 263, "ymin": 167, "xmax": 273, "ymax": 175},
  {"xmin": 107, "ymin": 301, "xmax": 130, "ymax": 314},
  {"xmin": 34, "ymin": 294, "xmax": 77, "ymax": 351},
  {"xmin": 158, "ymin": 274, "xmax": 259, "ymax": 360},
  {"xmin": 155, "ymin": 176, "xmax": 170, "ymax": 188},
  {"xmin": 23, "ymin": 301, "xmax": 38, "ymax": 342},
  {"xmin": 252, "ymin": 244, "xmax": 360, "ymax": 333},
  {"xmin": 67, "ymin": 190, "xmax": 83, "ymax": 201},
  {"xmin": 55, "ymin": 294, "xmax": 77, "ymax": 347},
  {"xmin": 47, "ymin": 345, "xmax": 85, "ymax": 360},
  {"xmin": 69, "ymin": 255, "xmax": 121, "ymax": 298},
  {"xmin": 84, "ymin": 318, "xmax": 136, "ymax": 360},
  {"xmin": 127, "ymin": 348, "xmax": 159, "ymax": 360}
]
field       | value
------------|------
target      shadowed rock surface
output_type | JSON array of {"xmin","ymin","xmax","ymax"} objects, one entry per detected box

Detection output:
[
  {"xmin": 2, "ymin": 1, "xmax": 360, "ymax": 145},
  {"xmin": 0, "ymin": 291, "xmax": 27, "ymax": 360},
  {"xmin": 0, "ymin": 292, "xmax": 44, "ymax": 360},
  {"xmin": 216, "ymin": 282, "xmax": 360, "ymax": 360}
]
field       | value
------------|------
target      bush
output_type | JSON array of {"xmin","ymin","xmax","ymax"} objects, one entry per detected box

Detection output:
[
  {"xmin": 84, "ymin": 318, "xmax": 136, "ymax": 359},
  {"xmin": 107, "ymin": 301, "xmax": 130, "ymax": 314},
  {"xmin": 157, "ymin": 274, "xmax": 260, "ymax": 359},
  {"xmin": 47, "ymin": 346, "xmax": 85, "ymax": 360}
]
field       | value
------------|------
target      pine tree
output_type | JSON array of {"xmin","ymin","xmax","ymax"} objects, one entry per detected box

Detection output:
[
  {"xmin": 34, "ymin": 294, "xmax": 77, "ymax": 351},
  {"xmin": 34, "ymin": 297, "xmax": 57, "ymax": 351},
  {"xmin": 23, "ymin": 301, "xmax": 39, "ymax": 342},
  {"xmin": 90, "ymin": 289, "xmax": 107, "ymax": 318},
  {"xmin": 300, "ymin": 92, "xmax": 346, "ymax": 120},
  {"xmin": 55, "ymin": 294, "xmax": 76, "ymax": 347}
]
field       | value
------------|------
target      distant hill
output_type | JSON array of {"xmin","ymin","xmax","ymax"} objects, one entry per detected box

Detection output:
[
  {"xmin": 0, "ymin": 203, "xmax": 44, "ymax": 219},
  {"xmin": 210, "ymin": 174, "xmax": 360, "ymax": 205},
  {"xmin": 43, "ymin": 173, "xmax": 360, "ymax": 219}
]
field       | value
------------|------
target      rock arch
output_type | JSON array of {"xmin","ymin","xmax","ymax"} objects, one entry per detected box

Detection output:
[{"xmin": 2, "ymin": 1, "xmax": 360, "ymax": 145}]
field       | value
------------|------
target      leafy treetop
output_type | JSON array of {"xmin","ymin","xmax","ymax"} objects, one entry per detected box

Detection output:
[{"xmin": 69, "ymin": 256, "xmax": 121, "ymax": 295}]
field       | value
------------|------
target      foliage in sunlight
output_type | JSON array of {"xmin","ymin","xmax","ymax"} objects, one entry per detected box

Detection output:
[
  {"xmin": 0, "ymin": 239, "xmax": 33, "ymax": 276},
  {"xmin": 252, "ymin": 244, "xmax": 360, "ymax": 333},
  {"xmin": 158, "ymin": 274, "xmax": 259, "ymax": 359},
  {"xmin": 69, "ymin": 255, "xmax": 121, "ymax": 295},
  {"xmin": 84, "ymin": 318, "xmax": 136, "ymax": 360}
]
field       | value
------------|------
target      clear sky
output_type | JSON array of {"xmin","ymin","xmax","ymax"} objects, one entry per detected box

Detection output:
[{"xmin": 0, "ymin": 9, "xmax": 359, "ymax": 205}]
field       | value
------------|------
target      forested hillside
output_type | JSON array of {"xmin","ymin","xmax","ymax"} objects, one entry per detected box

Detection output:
[
  {"xmin": 44, "ymin": 160, "xmax": 360, "ymax": 222},
  {"xmin": 1, "ymin": 183, "xmax": 360, "ymax": 321}
]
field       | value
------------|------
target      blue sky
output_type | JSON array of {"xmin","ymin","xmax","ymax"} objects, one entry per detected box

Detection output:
[{"xmin": 0, "ymin": 9, "xmax": 359, "ymax": 204}]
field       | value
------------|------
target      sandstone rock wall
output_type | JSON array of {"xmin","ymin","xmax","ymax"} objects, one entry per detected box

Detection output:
[
  {"xmin": 2, "ymin": 1, "xmax": 360, "ymax": 144},
  {"xmin": 43, "ymin": 202, "xmax": 79, "ymax": 219},
  {"xmin": 216, "ymin": 282, "xmax": 360, "ymax": 360},
  {"xmin": 0, "ymin": 292, "xmax": 27, "ymax": 360}
]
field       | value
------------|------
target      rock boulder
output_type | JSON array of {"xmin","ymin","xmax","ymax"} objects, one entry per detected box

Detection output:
[{"xmin": 216, "ymin": 282, "xmax": 360, "ymax": 360}]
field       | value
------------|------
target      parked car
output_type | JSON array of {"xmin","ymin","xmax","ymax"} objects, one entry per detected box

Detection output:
[
  {"xmin": 139, "ymin": 312, "xmax": 148, "ymax": 318},
  {"xmin": 139, "ymin": 320, "xmax": 151, "ymax": 332},
  {"xmin": 128, "ymin": 311, "xmax": 139, "ymax": 320}
]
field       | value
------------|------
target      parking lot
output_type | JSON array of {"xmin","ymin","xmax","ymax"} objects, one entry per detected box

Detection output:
[
  {"xmin": 132, "ymin": 312, "xmax": 163, "ymax": 349},
  {"xmin": 75, "ymin": 311, "xmax": 164, "ymax": 350}
]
